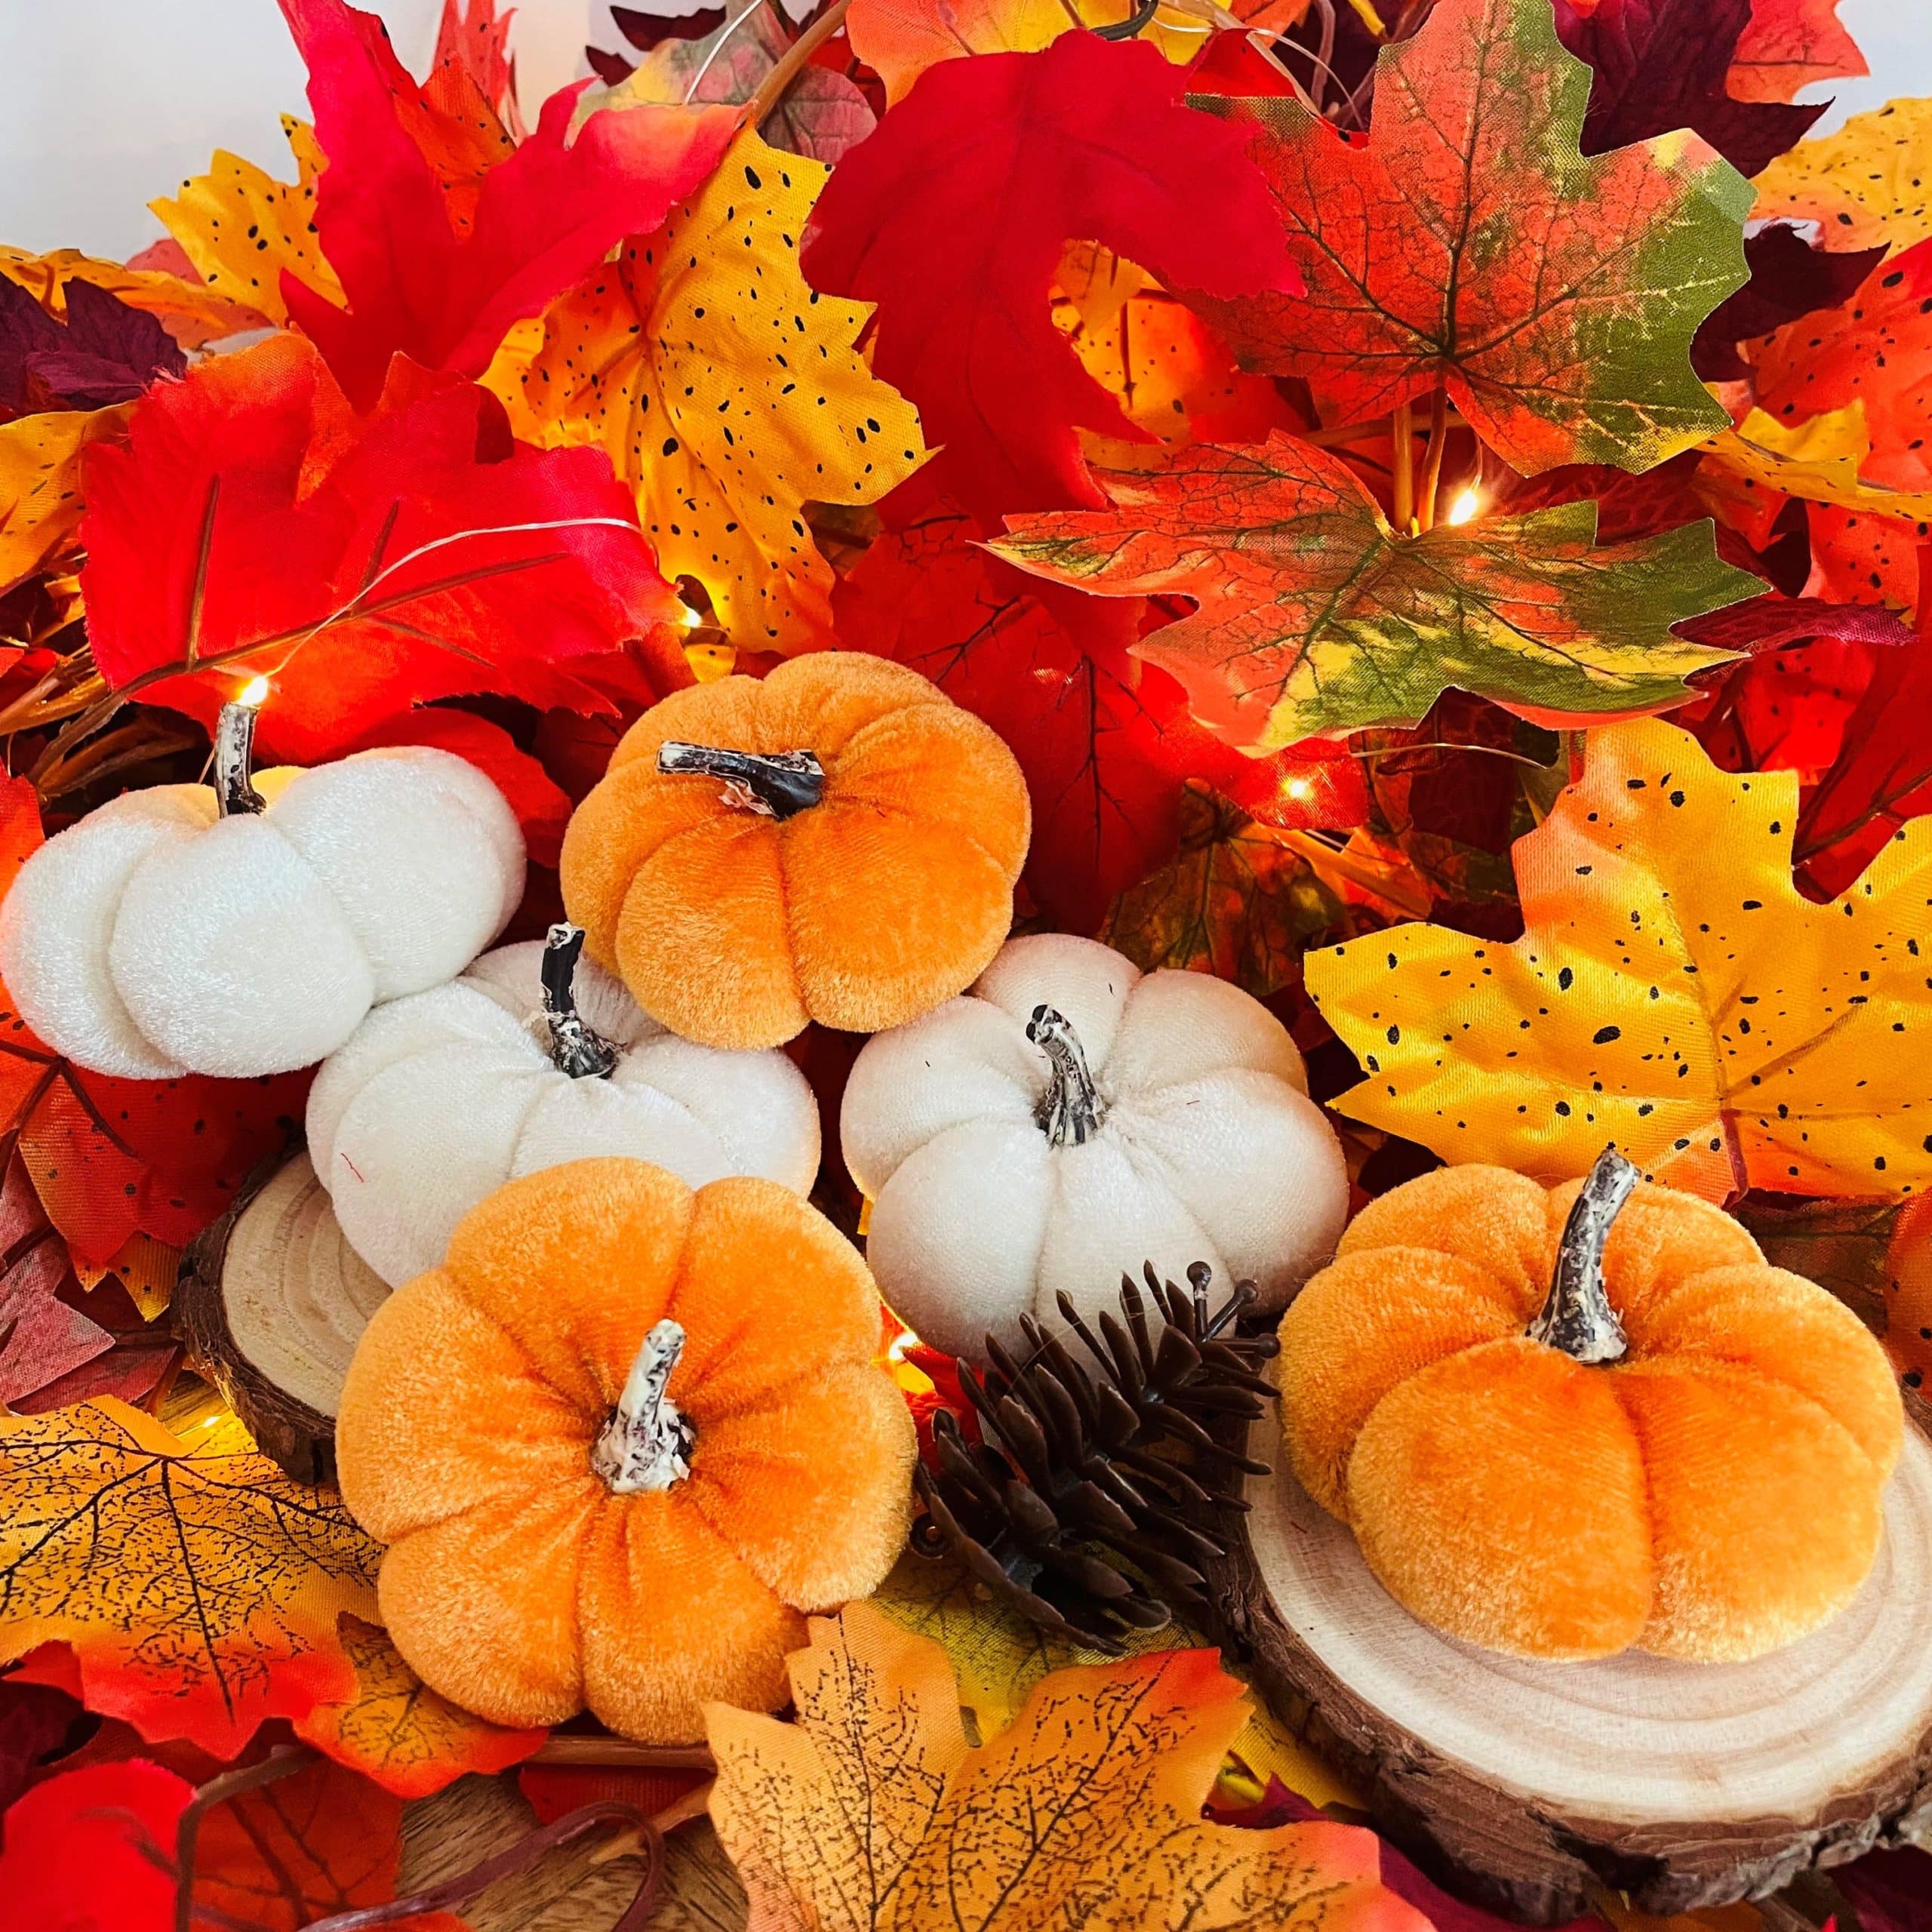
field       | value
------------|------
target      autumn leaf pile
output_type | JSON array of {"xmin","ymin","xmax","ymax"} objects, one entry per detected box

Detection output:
[{"xmin": 5, "ymin": 0, "xmax": 1932, "ymax": 1922}]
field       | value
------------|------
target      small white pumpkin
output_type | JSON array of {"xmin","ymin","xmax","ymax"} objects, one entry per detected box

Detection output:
[
  {"xmin": 841, "ymin": 934, "xmax": 1349, "ymax": 1359},
  {"xmin": 308, "ymin": 924, "xmax": 821, "ymax": 1287},
  {"xmin": 0, "ymin": 702, "xmax": 524, "ymax": 1080}
]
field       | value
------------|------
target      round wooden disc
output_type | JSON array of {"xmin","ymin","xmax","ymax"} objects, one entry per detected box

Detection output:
[
  {"xmin": 1211, "ymin": 1380, "xmax": 1932, "ymax": 1924},
  {"xmin": 176, "ymin": 1152, "xmax": 390, "ymax": 1483}
]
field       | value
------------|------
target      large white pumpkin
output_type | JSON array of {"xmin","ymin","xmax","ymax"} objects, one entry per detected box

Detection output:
[
  {"xmin": 308, "ymin": 930, "xmax": 821, "ymax": 1287},
  {"xmin": 841, "ymin": 934, "xmax": 1349, "ymax": 1359},
  {"xmin": 0, "ymin": 745, "xmax": 523, "ymax": 1081}
]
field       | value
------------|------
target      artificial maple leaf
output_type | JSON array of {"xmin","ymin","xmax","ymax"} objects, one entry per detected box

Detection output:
[
  {"xmin": 1695, "ymin": 403, "xmax": 1932, "ymax": 546},
  {"xmin": 294, "ymin": 1614, "xmax": 545, "ymax": 1798},
  {"xmin": 0, "ymin": 405, "xmax": 128, "ymax": 595},
  {"xmin": 705, "ymin": 1601, "xmax": 1427, "ymax": 1932},
  {"xmin": 0, "ymin": 278, "xmax": 185, "ymax": 414},
  {"xmin": 598, "ymin": 2, "xmax": 877, "ymax": 163},
  {"xmin": 833, "ymin": 496, "xmax": 1362, "ymax": 930},
  {"xmin": 497, "ymin": 131, "xmax": 924, "ymax": 652},
  {"xmin": 0, "ymin": 245, "xmax": 263, "ymax": 351},
  {"xmin": 151, "ymin": 118, "xmax": 341, "ymax": 331},
  {"xmin": 1747, "ymin": 238, "xmax": 1932, "ymax": 491},
  {"xmin": 347, "ymin": 709, "xmax": 571, "ymax": 866},
  {"xmin": 1754, "ymin": 98, "xmax": 1932, "ymax": 252},
  {"xmin": 1793, "ymin": 563, "xmax": 1932, "ymax": 896},
  {"xmin": 0, "ymin": 1149, "xmax": 112, "ymax": 1409},
  {"xmin": 0, "ymin": 1757, "xmax": 188, "ymax": 1932},
  {"xmin": 1807, "ymin": 500, "xmax": 1929, "ymax": 612},
  {"xmin": 1552, "ymin": 0, "xmax": 1820, "ymax": 177},
  {"xmin": 1189, "ymin": 0, "xmax": 1750, "ymax": 477},
  {"xmin": 991, "ymin": 433, "xmax": 1761, "ymax": 752},
  {"xmin": 1306, "ymin": 716, "xmax": 1932, "ymax": 1203},
  {"xmin": 1690, "ymin": 220, "xmax": 1885, "ymax": 380},
  {"xmin": 800, "ymin": 32, "xmax": 1300, "ymax": 525},
  {"xmin": 0, "ymin": 1398, "xmax": 378, "ymax": 1757},
  {"xmin": 1727, "ymin": 0, "xmax": 1865, "ymax": 102},
  {"xmin": 435, "ymin": 0, "xmax": 522, "ymax": 137},
  {"xmin": 276, "ymin": 0, "xmax": 738, "ymax": 408},
  {"xmin": 1689, "ymin": 634, "xmax": 1876, "ymax": 778},
  {"xmin": 80, "ymin": 332, "xmax": 680, "ymax": 761},
  {"xmin": 1100, "ymin": 782, "xmax": 1349, "ymax": 998}
]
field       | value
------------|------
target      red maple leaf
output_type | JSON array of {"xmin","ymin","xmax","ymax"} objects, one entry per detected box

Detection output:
[
  {"xmin": 1748, "ymin": 238, "xmax": 1932, "ymax": 492},
  {"xmin": 277, "ymin": 0, "xmax": 737, "ymax": 408},
  {"xmin": 80, "ymin": 334, "xmax": 681, "ymax": 761},
  {"xmin": 834, "ymin": 498, "xmax": 1359, "ymax": 931},
  {"xmin": 1552, "ymin": 0, "xmax": 1820, "ymax": 176},
  {"xmin": 1727, "ymin": 0, "xmax": 1866, "ymax": 103},
  {"xmin": 800, "ymin": 33, "xmax": 1300, "ymax": 525}
]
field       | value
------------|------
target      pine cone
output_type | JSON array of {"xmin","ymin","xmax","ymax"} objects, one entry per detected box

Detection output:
[{"xmin": 911, "ymin": 1261, "xmax": 1279, "ymax": 1654}]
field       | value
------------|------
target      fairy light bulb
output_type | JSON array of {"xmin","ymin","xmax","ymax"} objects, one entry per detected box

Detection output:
[
  {"xmin": 1282, "ymin": 774, "xmax": 1315, "ymax": 802},
  {"xmin": 238, "ymin": 675, "xmax": 272, "ymax": 708},
  {"xmin": 1444, "ymin": 486, "xmax": 1482, "ymax": 528}
]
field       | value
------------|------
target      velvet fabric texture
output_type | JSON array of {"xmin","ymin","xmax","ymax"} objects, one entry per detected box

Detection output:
[
  {"xmin": 559, "ymin": 652, "xmax": 1031, "ymax": 1049},
  {"xmin": 334, "ymin": 1157, "xmax": 916, "ymax": 1742},
  {"xmin": 1279, "ymin": 1165, "xmax": 1903, "ymax": 1663}
]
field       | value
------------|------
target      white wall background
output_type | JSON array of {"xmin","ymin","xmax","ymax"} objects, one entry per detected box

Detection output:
[{"xmin": 0, "ymin": 0, "xmax": 1927, "ymax": 262}]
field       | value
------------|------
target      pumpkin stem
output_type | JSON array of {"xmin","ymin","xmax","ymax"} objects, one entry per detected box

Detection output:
[
  {"xmin": 1529, "ymin": 1146, "xmax": 1638, "ymax": 1365},
  {"xmin": 540, "ymin": 924, "xmax": 619, "ymax": 1080},
  {"xmin": 656, "ymin": 741, "xmax": 826, "ymax": 820},
  {"xmin": 214, "ymin": 700, "xmax": 266, "ymax": 817},
  {"xmin": 591, "ymin": 1318, "xmax": 695, "ymax": 1494},
  {"xmin": 1027, "ymin": 1004, "xmax": 1104, "ymax": 1146}
]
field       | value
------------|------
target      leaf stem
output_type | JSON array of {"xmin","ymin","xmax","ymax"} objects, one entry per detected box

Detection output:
[
  {"xmin": 748, "ymin": 0, "xmax": 850, "ymax": 126},
  {"xmin": 1390, "ymin": 400, "xmax": 1415, "ymax": 532},
  {"xmin": 1415, "ymin": 384, "xmax": 1448, "ymax": 532}
]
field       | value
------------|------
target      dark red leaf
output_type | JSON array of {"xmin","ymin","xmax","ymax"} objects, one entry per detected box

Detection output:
[
  {"xmin": 0, "ymin": 278, "xmax": 185, "ymax": 415},
  {"xmin": 277, "ymin": 0, "xmax": 738, "ymax": 408},
  {"xmin": 0, "ymin": 1675, "xmax": 85, "ymax": 1814},
  {"xmin": 81, "ymin": 334, "xmax": 681, "ymax": 762},
  {"xmin": 1833, "ymin": 1844, "xmax": 1932, "ymax": 1932},
  {"xmin": 1553, "ymin": 0, "xmax": 1821, "ymax": 177},
  {"xmin": 1674, "ymin": 591, "xmax": 1915, "ymax": 654},
  {"xmin": 1692, "ymin": 222, "xmax": 1887, "ymax": 380},
  {"xmin": 801, "ymin": 34, "xmax": 1299, "ymax": 525}
]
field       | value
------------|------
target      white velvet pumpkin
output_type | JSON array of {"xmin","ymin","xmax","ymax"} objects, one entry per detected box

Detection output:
[
  {"xmin": 308, "ymin": 937, "xmax": 821, "ymax": 1287},
  {"xmin": 841, "ymin": 934, "xmax": 1349, "ymax": 1360},
  {"xmin": 0, "ymin": 748, "xmax": 524, "ymax": 1081}
]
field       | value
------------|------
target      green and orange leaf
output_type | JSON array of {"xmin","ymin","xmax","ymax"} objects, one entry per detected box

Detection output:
[
  {"xmin": 990, "ymin": 432, "xmax": 1760, "ymax": 751},
  {"xmin": 1191, "ymin": 0, "xmax": 1752, "ymax": 475}
]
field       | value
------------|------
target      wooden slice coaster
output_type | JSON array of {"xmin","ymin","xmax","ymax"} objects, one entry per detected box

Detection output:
[
  {"xmin": 1209, "ymin": 1379, "xmax": 1932, "ymax": 1924},
  {"xmin": 176, "ymin": 1152, "xmax": 390, "ymax": 1484}
]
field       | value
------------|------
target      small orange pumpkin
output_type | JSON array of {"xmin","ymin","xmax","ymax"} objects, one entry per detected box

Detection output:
[
  {"xmin": 334, "ymin": 1157, "xmax": 915, "ymax": 1742},
  {"xmin": 559, "ymin": 652, "xmax": 1031, "ymax": 1050},
  {"xmin": 1279, "ymin": 1152, "xmax": 1903, "ymax": 1663}
]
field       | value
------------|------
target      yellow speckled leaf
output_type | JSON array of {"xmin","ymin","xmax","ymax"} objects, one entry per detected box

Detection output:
[
  {"xmin": 0, "ymin": 247, "xmax": 258, "ymax": 352},
  {"xmin": 1700, "ymin": 404, "xmax": 1932, "ymax": 538},
  {"xmin": 494, "ymin": 131, "xmax": 925, "ymax": 651},
  {"xmin": 1307, "ymin": 718, "xmax": 1932, "ymax": 1204},
  {"xmin": 152, "ymin": 118, "xmax": 341, "ymax": 328},
  {"xmin": 1754, "ymin": 97, "xmax": 1932, "ymax": 251},
  {"xmin": 0, "ymin": 406, "xmax": 130, "ymax": 595}
]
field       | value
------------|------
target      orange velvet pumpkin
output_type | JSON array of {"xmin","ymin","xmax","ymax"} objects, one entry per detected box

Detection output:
[
  {"xmin": 1278, "ymin": 1153, "xmax": 1903, "ymax": 1663},
  {"xmin": 334, "ymin": 1157, "xmax": 916, "ymax": 1742},
  {"xmin": 559, "ymin": 653, "xmax": 1031, "ymax": 1050}
]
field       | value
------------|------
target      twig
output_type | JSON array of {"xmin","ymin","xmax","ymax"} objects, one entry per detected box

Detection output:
[
  {"xmin": 175, "ymin": 1747, "xmax": 315, "ymax": 1932},
  {"xmin": 1415, "ymin": 383, "xmax": 1448, "ymax": 531},
  {"xmin": 531, "ymin": 1737, "xmax": 717, "ymax": 1770},
  {"xmin": 747, "ymin": 0, "xmax": 850, "ymax": 126},
  {"xmin": 1390, "ymin": 399, "xmax": 1414, "ymax": 531}
]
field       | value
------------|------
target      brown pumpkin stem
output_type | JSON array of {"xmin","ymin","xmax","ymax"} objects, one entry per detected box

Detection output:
[
  {"xmin": 214, "ymin": 700, "xmax": 266, "ymax": 817},
  {"xmin": 541, "ymin": 923, "xmax": 619, "ymax": 1080},
  {"xmin": 592, "ymin": 1318, "xmax": 696, "ymax": 1493},
  {"xmin": 1027, "ymin": 1004, "xmax": 1104, "ymax": 1146},
  {"xmin": 1529, "ymin": 1146, "xmax": 1638, "ymax": 1365},
  {"xmin": 657, "ymin": 740, "xmax": 826, "ymax": 819}
]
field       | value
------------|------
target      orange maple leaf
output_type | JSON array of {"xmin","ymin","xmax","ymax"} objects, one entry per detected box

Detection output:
[
  {"xmin": 705, "ymin": 1601, "xmax": 1427, "ymax": 1932},
  {"xmin": 0, "ymin": 1400, "xmax": 378, "ymax": 1757},
  {"xmin": 297, "ymin": 1614, "xmax": 546, "ymax": 1798}
]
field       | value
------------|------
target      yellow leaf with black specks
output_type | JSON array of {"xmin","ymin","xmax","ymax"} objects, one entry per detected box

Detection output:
[
  {"xmin": 0, "ymin": 405, "xmax": 130, "ymax": 595},
  {"xmin": 1754, "ymin": 97, "xmax": 1932, "ymax": 251},
  {"xmin": 492, "ymin": 130, "xmax": 926, "ymax": 653},
  {"xmin": 1308, "ymin": 718, "xmax": 1932, "ymax": 1204}
]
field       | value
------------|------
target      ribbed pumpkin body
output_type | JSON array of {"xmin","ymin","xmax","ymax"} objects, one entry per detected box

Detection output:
[{"xmin": 1280, "ymin": 1165, "xmax": 1903, "ymax": 1662}]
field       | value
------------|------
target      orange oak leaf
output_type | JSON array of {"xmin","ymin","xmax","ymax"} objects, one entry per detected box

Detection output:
[
  {"xmin": 0, "ymin": 1399, "xmax": 379, "ymax": 1757},
  {"xmin": 278, "ymin": 0, "xmax": 737, "ymax": 408},
  {"xmin": 295, "ymin": 1614, "xmax": 546, "ymax": 1798},
  {"xmin": 1190, "ymin": 0, "xmax": 1752, "ymax": 475},
  {"xmin": 799, "ymin": 33, "xmax": 1300, "ymax": 525},
  {"xmin": 1306, "ymin": 717, "xmax": 1932, "ymax": 1204},
  {"xmin": 704, "ymin": 1601, "xmax": 1429, "ymax": 1932},
  {"xmin": 990, "ymin": 433, "xmax": 1760, "ymax": 752},
  {"xmin": 1727, "ymin": 0, "xmax": 1866, "ymax": 102},
  {"xmin": 78, "ymin": 333, "xmax": 682, "ymax": 763}
]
